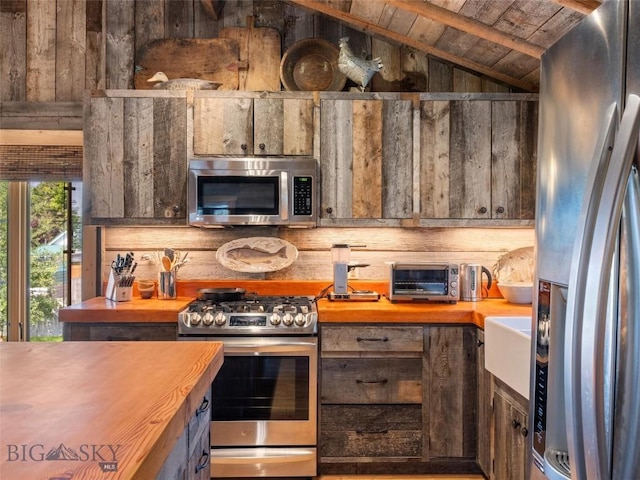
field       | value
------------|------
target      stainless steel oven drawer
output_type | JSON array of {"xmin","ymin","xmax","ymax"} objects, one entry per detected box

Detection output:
[{"xmin": 210, "ymin": 447, "xmax": 316, "ymax": 477}]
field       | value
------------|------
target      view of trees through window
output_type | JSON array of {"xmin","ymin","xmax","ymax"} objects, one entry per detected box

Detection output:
[{"xmin": 0, "ymin": 181, "xmax": 82, "ymax": 342}]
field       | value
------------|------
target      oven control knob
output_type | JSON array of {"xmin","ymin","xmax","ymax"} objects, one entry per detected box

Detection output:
[
  {"xmin": 190, "ymin": 313, "xmax": 202, "ymax": 326},
  {"xmin": 294, "ymin": 313, "xmax": 306, "ymax": 326},
  {"xmin": 214, "ymin": 312, "xmax": 226, "ymax": 326},
  {"xmin": 202, "ymin": 312, "xmax": 214, "ymax": 326},
  {"xmin": 450, "ymin": 280, "xmax": 458, "ymax": 289},
  {"xmin": 270, "ymin": 313, "xmax": 281, "ymax": 325},
  {"xmin": 282, "ymin": 313, "xmax": 294, "ymax": 326}
]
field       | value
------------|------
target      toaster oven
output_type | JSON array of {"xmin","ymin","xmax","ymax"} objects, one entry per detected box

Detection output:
[{"xmin": 388, "ymin": 262, "xmax": 459, "ymax": 303}]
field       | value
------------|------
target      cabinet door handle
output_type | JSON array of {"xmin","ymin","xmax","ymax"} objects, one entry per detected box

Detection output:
[
  {"xmin": 356, "ymin": 427, "xmax": 389, "ymax": 435},
  {"xmin": 511, "ymin": 419, "xmax": 521, "ymax": 429},
  {"xmin": 477, "ymin": 339, "xmax": 484, "ymax": 347},
  {"xmin": 195, "ymin": 449, "xmax": 209, "ymax": 473},
  {"xmin": 356, "ymin": 378, "xmax": 388, "ymax": 385},
  {"xmin": 196, "ymin": 397, "xmax": 210, "ymax": 417},
  {"xmin": 356, "ymin": 336, "xmax": 389, "ymax": 342},
  {"xmin": 521, "ymin": 427, "xmax": 529, "ymax": 437}
]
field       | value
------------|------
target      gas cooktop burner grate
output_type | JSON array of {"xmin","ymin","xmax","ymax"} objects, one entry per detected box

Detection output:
[{"xmin": 178, "ymin": 295, "xmax": 318, "ymax": 335}]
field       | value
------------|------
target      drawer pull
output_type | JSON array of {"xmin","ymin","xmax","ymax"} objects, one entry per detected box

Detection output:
[
  {"xmin": 196, "ymin": 397, "xmax": 210, "ymax": 417},
  {"xmin": 356, "ymin": 427, "xmax": 389, "ymax": 435},
  {"xmin": 356, "ymin": 378, "xmax": 388, "ymax": 385},
  {"xmin": 356, "ymin": 336, "xmax": 389, "ymax": 342},
  {"xmin": 195, "ymin": 449, "xmax": 209, "ymax": 473}
]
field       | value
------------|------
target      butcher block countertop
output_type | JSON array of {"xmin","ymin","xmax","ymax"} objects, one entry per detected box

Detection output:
[
  {"xmin": 318, "ymin": 297, "xmax": 531, "ymax": 328},
  {"xmin": 59, "ymin": 279, "xmax": 532, "ymax": 329},
  {"xmin": 59, "ymin": 296, "xmax": 194, "ymax": 323},
  {"xmin": 0, "ymin": 341, "xmax": 223, "ymax": 480}
]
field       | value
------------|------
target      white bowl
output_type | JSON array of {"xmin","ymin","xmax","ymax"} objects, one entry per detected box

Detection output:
[{"xmin": 497, "ymin": 283, "xmax": 533, "ymax": 304}]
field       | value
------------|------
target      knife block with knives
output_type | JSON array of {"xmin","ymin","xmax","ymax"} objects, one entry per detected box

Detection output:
[{"xmin": 106, "ymin": 252, "xmax": 137, "ymax": 302}]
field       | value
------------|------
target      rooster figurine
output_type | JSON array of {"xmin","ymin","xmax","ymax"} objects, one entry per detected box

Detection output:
[{"xmin": 338, "ymin": 37, "xmax": 383, "ymax": 91}]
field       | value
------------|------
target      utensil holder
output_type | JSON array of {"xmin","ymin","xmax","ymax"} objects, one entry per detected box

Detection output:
[
  {"xmin": 158, "ymin": 270, "xmax": 177, "ymax": 299},
  {"xmin": 105, "ymin": 270, "xmax": 133, "ymax": 302}
]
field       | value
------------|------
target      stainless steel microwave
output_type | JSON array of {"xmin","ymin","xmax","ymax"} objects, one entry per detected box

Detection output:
[
  {"xmin": 188, "ymin": 157, "xmax": 318, "ymax": 227},
  {"xmin": 388, "ymin": 262, "xmax": 459, "ymax": 303}
]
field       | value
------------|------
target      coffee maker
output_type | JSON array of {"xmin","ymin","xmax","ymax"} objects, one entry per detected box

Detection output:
[{"xmin": 328, "ymin": 244, "xmax": 379, "ymax": 301}]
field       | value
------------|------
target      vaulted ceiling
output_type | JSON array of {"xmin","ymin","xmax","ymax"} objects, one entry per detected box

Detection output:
[{"xmin": 286, "ymin": 0, "xmax": 602, "ymax": 91}]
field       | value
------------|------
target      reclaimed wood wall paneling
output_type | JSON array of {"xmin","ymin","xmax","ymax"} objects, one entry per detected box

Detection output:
[
  {"xmin": 105, "ymin": 0, "xmax": 134, "ymax": 89},
  {"xmin": 1, "ymin": 0, "xmax": 27, "ymax": 102},
  {"xmin": 56, "ymin": 0, "xmax": 86, "ymax": 102},
  {"xmin": 26, "ymin": 0, "xmax": 56, "ymax": 101}
]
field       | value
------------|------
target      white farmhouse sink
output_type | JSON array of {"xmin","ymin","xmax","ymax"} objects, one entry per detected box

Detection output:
[{"xmin": 484, "ymin": 316, "xmax": 532, "ymax": 400}]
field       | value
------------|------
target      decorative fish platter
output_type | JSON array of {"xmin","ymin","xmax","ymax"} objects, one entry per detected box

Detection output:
[{"xmin": 216, "ymin": 237, "xmax": 298, "ymax": 273}]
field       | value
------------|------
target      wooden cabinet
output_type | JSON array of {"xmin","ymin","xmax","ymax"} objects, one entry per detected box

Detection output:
[
  {"xmin": 491, "ymin": 378, "xmax": 530, "ymax": 480},
  {"xmin": 319, "ymin": 324, "xmax": 480, "ymax": 475},
  {"xmin": 193, "ymin": 91, "xmax": 315, "ymax": 155},
  {"xmin": 424, "ymin": 325, "xmax": 478, "ymax": 461},
  {"xmin": 83, "ymin": 90, "xmax": 188, "ymax": 225},
  {"xmin": 476, "ymin": 328, "xmax": 493, "ymax": 476},
  {"xmin": 319, "ymin": 95, "xmax": 414, "ymax": 226},
  {"xmin": 419, "ymin": 94, "xmax": 537, "ymax": 224},
  {"xmin": 62, "ymin": 322, "xmax": 177, "ymax": 341},
  {"xmin": 318, "ymin": 92, "xmax": 537, "ymax": 227},
  {"xmin": 319, "ymin": 325, "xmax": 423, "ymax": 474},
  {"xmin": 157, "ymin": 389, "xmax": 211, "ymax": 480}
]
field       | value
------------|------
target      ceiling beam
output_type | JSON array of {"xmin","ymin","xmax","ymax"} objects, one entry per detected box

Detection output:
[
  {"xmin": 285, "ymin": 0, "xmax": 538, "ymax": 91},
  {"xmin": 550, "ymin": 0, "xmax": 600, "ymax": 16},
  {"xmin": 387, "ymin": 0, "xmax": 544, "ymax": 59}
]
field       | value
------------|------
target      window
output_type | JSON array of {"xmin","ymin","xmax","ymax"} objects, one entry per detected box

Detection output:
[{"xmin": 0, "ymin": 181, "xmax": 82, "ymax": 341}]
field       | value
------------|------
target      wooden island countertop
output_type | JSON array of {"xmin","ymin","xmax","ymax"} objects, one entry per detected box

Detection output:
[{"xmin": 0, "ymin": 341, "xmax": 223, "ymax": 480}]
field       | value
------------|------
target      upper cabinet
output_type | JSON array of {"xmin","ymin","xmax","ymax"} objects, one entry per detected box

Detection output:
[
  {"xmin": 193, "ymin": 92, "xmax": 315, "ymax": 156},
  {"xmin": 83, "ymin": 90, "xmax": 188, "ymax": 226},
  {"xmin": 419, "ymin": 94, "xmax": 538, "ymax": 225},
  {"xmin": 318, "ymin": 93, "xmax": 537, "ymax": 227},
  {"xmin": 319, "ymin": 94, "xmax": 414, "ymax": 226}
]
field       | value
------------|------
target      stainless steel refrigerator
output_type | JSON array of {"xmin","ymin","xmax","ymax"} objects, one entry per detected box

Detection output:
[{"xmin": 530, "ymin": 1, "xmax": 640, "ymax": 479}]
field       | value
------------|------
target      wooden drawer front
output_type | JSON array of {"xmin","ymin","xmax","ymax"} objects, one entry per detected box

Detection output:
[
  {"xmin": 322, "ymin": 358, "xmax": 422, "ymax": 404},
  {"xmin": 188, "ymin": 390, "xmax": 211, "ymax": 457},
  {"xmin": 87, "ymin": 324, "xmax": 177, "ymax": 341},
  {"xmin": 320, "ymin": 404, "xmax": 422, "ymax": 457},
  {"xmin": 188, "ymin": 427, "xmax": 211, "ymax": 480},
  {"xmin": 321, "ymin": 326, "xmax": 423, "ymax": 354}
]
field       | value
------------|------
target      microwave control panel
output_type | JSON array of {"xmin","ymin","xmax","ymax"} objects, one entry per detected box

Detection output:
[{"xmin": 293, "ymin": 176, "xmax": 313, "ymax": 216}]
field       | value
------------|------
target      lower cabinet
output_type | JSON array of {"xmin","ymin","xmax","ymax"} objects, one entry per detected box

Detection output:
[
  {"xmin": 319, "ymin": 324, "xmax": 480, "ymax": 474},
  {"xmin": 157, "ymin": 389, "xmax": 211, "ymax": 480},
  {"xmin": 491, "ymin": 378, "xmax": 530, "ymax": 480},
  {"xmin": 62, "ymin": 322, "xmax": 177, "ymax": 341}
]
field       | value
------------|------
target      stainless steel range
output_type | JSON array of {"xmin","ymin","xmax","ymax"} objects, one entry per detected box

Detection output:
[{"xmin": 178, "ymin": 294, "xmax": 318, "ymax": 478}]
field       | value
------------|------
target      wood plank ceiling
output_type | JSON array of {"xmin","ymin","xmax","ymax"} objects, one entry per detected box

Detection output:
[{"xmin": 286, "ymin": 0, "xmax": 602, "ymax": 91}]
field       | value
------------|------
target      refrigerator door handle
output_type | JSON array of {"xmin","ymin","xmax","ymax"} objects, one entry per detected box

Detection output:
[
  {"xmin": 612, "ymin": 163, "xmax": 640, "ymax": 479},
  {"xmin": 563, "ymin": 102, "xmax": 620, "ymax": 480},
  {"xmin": 565, "ymin": 94, "xmax": 640, "ymax": 480}
]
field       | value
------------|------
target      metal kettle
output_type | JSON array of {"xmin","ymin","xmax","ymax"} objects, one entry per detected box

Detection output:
[{"xmin": 459, "ymin": 264, "xmax": 492, "ymax": 301}]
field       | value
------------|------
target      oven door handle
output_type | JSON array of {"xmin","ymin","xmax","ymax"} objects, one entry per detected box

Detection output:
[{"xmin": 221, "ymin": 339, "xmax": 317, "ymax": 355}]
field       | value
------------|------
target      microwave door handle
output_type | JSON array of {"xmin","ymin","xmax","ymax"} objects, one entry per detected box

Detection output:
[{"xmin": 281, "ymin": 171, "xmax": 289, "ymax": 221}]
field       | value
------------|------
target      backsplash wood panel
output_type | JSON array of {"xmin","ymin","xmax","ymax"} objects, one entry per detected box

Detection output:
[{"xmin": 104, "ymin": 226, "xmax": 534, "ymax": 285}]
